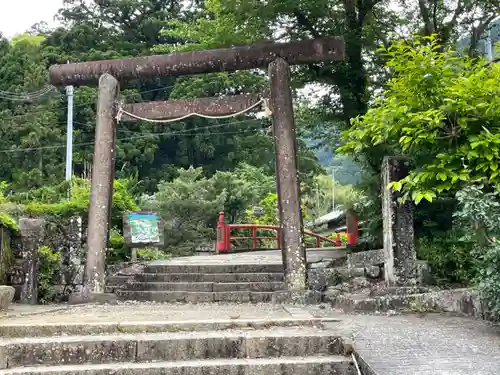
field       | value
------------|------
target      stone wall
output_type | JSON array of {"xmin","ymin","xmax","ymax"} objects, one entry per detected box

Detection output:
[{"xmin": 1, "ymin": 217, "xmax": 84, "ymax": 303}]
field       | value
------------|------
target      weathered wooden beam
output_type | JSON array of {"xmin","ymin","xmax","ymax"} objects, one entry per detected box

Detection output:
[
  {"xmin": 48, "ymin": 37, "xmax": 344, "ymax": 86},
  {"xmin": 120, "ymin": 94, "xmax": 263, "ymax": 121}
]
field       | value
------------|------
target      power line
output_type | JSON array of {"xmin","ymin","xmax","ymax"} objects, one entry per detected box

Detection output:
[
  {"xmin": 0, "ymin": 84, "xmax": 179, "ymax": 121},
  {"xmin": 0, "ymin": 85, "xmax": 57, "ymax": 101},
  {"xmin": 0, "ymin": 118, "xmax": 269, "ymax": 154}
]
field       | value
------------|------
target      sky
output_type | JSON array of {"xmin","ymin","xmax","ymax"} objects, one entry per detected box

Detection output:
[{"xmin": 0, "ymin": 0, "xmax": 63, "ymax": 38}]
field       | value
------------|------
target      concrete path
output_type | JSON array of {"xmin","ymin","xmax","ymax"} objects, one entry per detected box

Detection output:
[
  {"xmin": 149, "ymin": 249, "xmax": 345, "ymax": 266},
  {"xmin": 4, "ymin": 302, "xmax": 500, "ymax": 374},
  {"xmin": 4, "ymin": 247, "xmax": 500, "ymax": 374},
  {"xmin": 309, "ymin": 307, "xmax": 500, "ymax": 375},
  {"xmin": 0, "ymin": 302, "xmax": 290, "ymax": 323}
]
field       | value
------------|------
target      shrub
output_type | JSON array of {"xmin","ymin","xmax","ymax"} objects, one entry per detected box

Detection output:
[
  {"xmin": 107, "ymin": 230, "xmax": 128, "ymax": 264},
  {"xmin": 137, "ymin": 247, "xmax": 169, "ymax": 261},
  {"xmin": 454, "ymin": 183, "xmax": 500, "ymax": 321},
  {"xmin": 38, "ymin": 246, "xmax": 61, "ymax": 304},
  {"xmin": 416, "ymin": 230, "xmax": 478, "ymax": 286},
  {"xmin": 142, "ymin": 167, "xmax": 226, "ymax": 255}
]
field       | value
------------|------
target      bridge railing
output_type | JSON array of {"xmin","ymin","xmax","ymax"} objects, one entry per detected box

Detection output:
[{"xmin": 215, "ymin": 212, "xmax": 358, "ymax": 253}]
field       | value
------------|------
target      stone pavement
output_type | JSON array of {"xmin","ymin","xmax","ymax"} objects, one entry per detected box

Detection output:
[
  {"xmin": 148, "ymin": 248, "xmax": 346, "ymax": 266},
  {"xmin": 4, "ymin": 249, "xmax": 500, "ymax": 374},
  {"xmin": 309, "ymin": 306, "xmax": 500, "ymax": 375},
  {"xmin": 3, "ymin": 302, "xmax": 500, "ymax": 374}
]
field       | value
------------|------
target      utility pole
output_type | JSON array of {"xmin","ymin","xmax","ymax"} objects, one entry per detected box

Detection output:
[
  {"xmin": 486, "ymin": 28, "xmax": 493, "ymax": 61},
  {"xmin": 65, "ymin": 84, "xmax": 74, "ymax": 182},
  {"xmin": 331, "ymin": 167, "xmax": 335, "ymax": 211},
  {"xmin": 316, "ymin": 183, "xmax": 320, "ymax": 215}
]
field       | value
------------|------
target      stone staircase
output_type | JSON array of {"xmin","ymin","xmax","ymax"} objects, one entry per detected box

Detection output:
[
  {"xmin": 0, "ymin": 316, "xmax": 358, "ymax": 375},
  {"xmin": 107, "ymin": 262, "xmax": 289, "ymax": 303}
]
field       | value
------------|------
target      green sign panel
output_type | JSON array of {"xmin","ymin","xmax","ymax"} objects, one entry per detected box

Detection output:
[{"xmin": 127, "ymin": 213, "xmax": 160, "ymax": 244}]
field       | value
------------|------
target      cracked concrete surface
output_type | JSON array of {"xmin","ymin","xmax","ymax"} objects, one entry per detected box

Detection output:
[{"xmin": 310, "ymin": 306, "xmax": 500, "ymax": 375}]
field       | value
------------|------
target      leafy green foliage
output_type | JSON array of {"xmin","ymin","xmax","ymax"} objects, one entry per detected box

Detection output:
[
  {"xmin": 244, "ymin": 193, "xmax": 279, "ymax": 226},
  {"xmin": 142, "ymin": 167, "xmax": 227, "ymax": 255},
  {"xmin": 6, "ymin": 178, "xmax": 138, "ymax": 229},
  {"xmin": 107, "ymin": 230, "xmax": 128, "ymax": 264},
  {"xmin": 0, "ymin": 213, "xmax": 18, "ymax": 233},
  {"xmin": 210, "ymin": 163, "xmax": 275, "ymax": 223},
  {"xmin": 416, "ymin": 230, "xmax": 478, "ymax": 286},
  {"xmin": 0, "ymin": 0, "xmax": 316, "ymax": 195},
  {"xmin": 340, "ymin": 35, "xmax": 500, "ymax": 203},
  {"xmin": 37, "ymin": 246, "xmax": 61, "ymax": 304},
  {"xmin": 0, "ymin": 227, "xmax": 14, "ymax": 284},
  {"xmin": 454, "ymin": 184, "xmax": 500, "ymax": 321},
  {"xmin": 142, "ymin": 164, "xmax": 281, "ymax": 253},
  {"xmin": 136, "ymin": 247, "xmax": 169, "ymax": 261}
]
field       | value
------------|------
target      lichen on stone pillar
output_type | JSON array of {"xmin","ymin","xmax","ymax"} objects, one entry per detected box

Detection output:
[
  {"xmin": 19, "ymin": 218, "xmax": 45, "ymax": 304},
  {"xmin": 381, "ymin": 156, "xmax": 416, "ymax": 286}
]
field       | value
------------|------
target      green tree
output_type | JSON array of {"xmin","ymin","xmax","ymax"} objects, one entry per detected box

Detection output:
[
  {"xmin": 141, "ymin": 167, "xmax": 227, "ymax": 254},
  {"xmin": 340, "ymin": 35, "xmax": 500, "ymax": 204},
  {"xmin": 211, "ymin": 163, "xmax": 275, "ymax": 223},
  {"xmin": 0, "ymin": 0, "xmax": 290, "ymax": 194}
]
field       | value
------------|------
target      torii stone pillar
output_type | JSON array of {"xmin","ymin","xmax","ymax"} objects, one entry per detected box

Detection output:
[
  {"xmin": 381, "ymin": 156, "xmax": 417, "ymax": 286},
  {"xmin": 269, "ymin": 58, "xmax": 307, "ymax": 291},
  {"xmin": 83, "ymin": 73, "xmax": 119, "ymax": 295}
]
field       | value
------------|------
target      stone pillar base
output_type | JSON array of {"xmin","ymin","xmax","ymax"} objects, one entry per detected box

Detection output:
[{"xmin": 0, "ymin": 285, "xmax": 14, "ymax": 310}]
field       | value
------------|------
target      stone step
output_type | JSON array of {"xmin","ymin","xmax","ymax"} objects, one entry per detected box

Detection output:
[
  {"xmin": 134, "ymin": 272, "xmax": 284, "ymax": 283},
  {"xmin": 0, "ymin": 355, "xmax": 357, "ymax": 375},
  {"xmin": 115, "ymin": 290, "xmax": 290, "ymax": 303},
  {"xmin": 124, "ymin": 282, "xmax": 287, "ymax": 292},
  {"xmin": 0, "ymin": 317, "xmax": 341, "ymax": 338},
  {"xmin": 106, "ymin": 275, "xmax": 131, "ymax": 287},
  {"xmin": 143, "ymin": 264, "xmax": 284, "ymax": 274},
  {"xmin": 0, "ymin": 328, "xmax": 344, "ymax": 369}
]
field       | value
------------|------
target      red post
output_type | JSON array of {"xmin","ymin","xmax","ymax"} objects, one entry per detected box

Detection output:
[
  {"xmin": 346, "ymin": 212, "xmax": 359, "ymax": 246},
  {"xmin": 334, "ymin": 232, "xmax": 342, "ymax": 247},
  {"xmin": 225, "ymin": 222, "xmax": 231, "ymax": 252},
  {"xmin": 275, "ymin": 228, "xmax": 280, "ymax": 249},
  {"xmin": 216, "ymin": 212, "xmax": 229, "ymax": 253},
  {"xmin": 252, "ymin": 227, "xmax": 257, "ymax": 249},
  {"xmin": 315, "ymin": 236, "xmax": 321, "ymax": 248}
]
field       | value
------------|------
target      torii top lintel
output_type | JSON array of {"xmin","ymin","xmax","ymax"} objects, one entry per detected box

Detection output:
[{"xmin": 48, "ymin": 37, "xmax": 344, "ymax": 87}]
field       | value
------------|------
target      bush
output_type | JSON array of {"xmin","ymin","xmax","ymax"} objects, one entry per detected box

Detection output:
[
  {"xmin": 107, "ymin": 230, "xmax": 128, "ymax": 264},
  {"xmin": 142, "ymin": 167, "xmax": 226, "ymax": 255},
  {"xmin": 454, "ymin": 183, "xmax": 500, "ymax": 321},
  {"xmin": 38, "ymin": 246, "xmax": 61, "ymax": 304},
  {"xmin": 137, "ymin": 247, "xmax": 169, "ymax": 261},
  {"xmin": 327, "ymin": 232, "xmax": 348, "ymax": 247},
  {"xmin": 477, "ymin": 243, "xmax": 500, "ymax": 320},
  {"xmin": 416, "ymin": 230, "xmax": 478, "ymax": 286}
]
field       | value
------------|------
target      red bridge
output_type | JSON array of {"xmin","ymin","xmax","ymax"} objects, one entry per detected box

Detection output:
[{"xmin": 215, "ymin": 212, "xmax": 358, "ymax": 253}]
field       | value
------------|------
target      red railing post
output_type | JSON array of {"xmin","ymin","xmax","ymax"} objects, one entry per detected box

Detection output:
[
  {"xmin": 252, "ymin": 227, "xmax": 257, "ymax": 249},
  {"xmin": 216, "ymin": 212, "xmax": 228, "ymax": 253},
  {"xmin": 346, "ymin": 212, "xmax": 358, "ymax": 246},
  {"xmin": 334, "ymin": 232, "xmax": 342, "ymax": 247},
  {"xmin": 226, "ymin": 223, "xmax": 231, "ymax": 252},
  {"xmin": 315, "ymin": 236, "xmax": 320, "ymax": 248}
]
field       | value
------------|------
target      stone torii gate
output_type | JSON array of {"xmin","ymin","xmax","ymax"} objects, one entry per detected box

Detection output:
[{"xmin": 48, "ymin": 37, "xmax": 345, "ymax": 298}]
